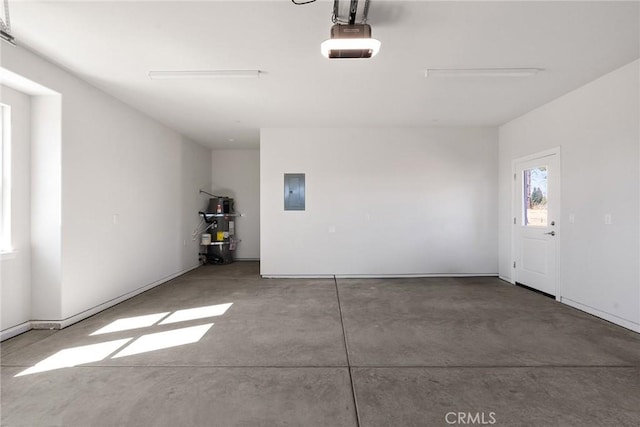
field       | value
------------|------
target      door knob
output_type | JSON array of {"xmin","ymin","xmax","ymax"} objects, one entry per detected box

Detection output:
[{"xmin": 544, "ymin": 231, "xmax": 556, "ymax": 236}]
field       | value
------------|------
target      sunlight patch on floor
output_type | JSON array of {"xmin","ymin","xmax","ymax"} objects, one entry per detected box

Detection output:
[
  {"xmin": 15, "ymin": 302, "xmax": 232, "ymax": 377},
  {"xmin": 112, "ymin": 323, "xmax": 214, "ymax": 358},
  {"xmin": 159, "ymin": 303, "xmax": 233, "ymax": 325},
  {"xmin": 90, "ymin": 312, "xmax": 170, "ymax": 336},
  {"xmin": 15, "ymin": 338, "xmax": 132, "ymax": 377}
]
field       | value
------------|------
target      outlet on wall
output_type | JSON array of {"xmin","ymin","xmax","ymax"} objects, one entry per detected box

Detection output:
[{"xmin": 604, "ymin": 214, "xmax": 612, "ymax": 225}]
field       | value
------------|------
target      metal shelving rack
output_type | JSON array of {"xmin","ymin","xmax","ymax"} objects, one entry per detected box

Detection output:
[{"xmin": 198, "ymin": 193, "xmax": 239, "ymax": 264}]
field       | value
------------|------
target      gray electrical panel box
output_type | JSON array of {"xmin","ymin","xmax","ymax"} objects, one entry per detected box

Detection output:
[{"xmin": 284, "ymin": 173, "xmax": 305, "ymax": 211}]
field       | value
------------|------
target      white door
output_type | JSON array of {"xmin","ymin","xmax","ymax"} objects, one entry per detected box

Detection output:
[{"xmin": 513, "ymin": 151, "xmax": 560, "ymax": 296}]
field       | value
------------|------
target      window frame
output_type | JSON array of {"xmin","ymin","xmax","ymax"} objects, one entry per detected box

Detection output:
[{"xmin": 1, "ymin": 102, "xmax": 12, "ymax": 253}]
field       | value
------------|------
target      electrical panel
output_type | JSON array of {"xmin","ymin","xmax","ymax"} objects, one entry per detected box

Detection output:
[{"xmin": 284, "ymin": 173, "xmax": 305, "ymax": 211}]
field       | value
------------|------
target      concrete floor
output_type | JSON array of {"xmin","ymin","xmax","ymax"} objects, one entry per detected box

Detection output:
[{"xmin": 1, "ymin": 262, "xmax": 639, "ymax": 426}]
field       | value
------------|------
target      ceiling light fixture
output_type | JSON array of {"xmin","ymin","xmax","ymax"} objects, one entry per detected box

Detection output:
[
  {"xmin": 321, "ymin": 23, "xmax": 381, "ymax": 59},
  {"xmin": 148, "ymin": 70, "xmax": 261, "ymax": 80},
  {"xmin": 296, "ymin": 0, "xmax": 379, "ymax": 59},
  {"xmin": 425, "ymin": 68, "xmax": 542, "ymax": 78}
]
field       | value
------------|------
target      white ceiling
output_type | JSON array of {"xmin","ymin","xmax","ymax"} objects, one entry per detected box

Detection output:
[{"xmin": 9, "ymin": 1, "xmax": 640, "ymax": 149}]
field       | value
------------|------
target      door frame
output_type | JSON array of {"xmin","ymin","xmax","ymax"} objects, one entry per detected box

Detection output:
[{"xmin": 511, "ymin": 147, "xmax": 562, "ymax": 301}]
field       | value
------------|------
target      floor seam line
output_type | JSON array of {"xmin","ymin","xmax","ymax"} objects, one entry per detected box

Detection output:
[
  {"xmin": 4, "ymin": 364, "xmax": 638, "ymax": 369},
  {"xmin": 346, "ymin": 364, "xmax": 640, "ymax": 369},
  {"xmin": 42, "ymin": 365, "xmax": 352, "ymax": 369},
  {"xmin": 334, "ymin": 275, "xmax": 361, "ymax": 427}
]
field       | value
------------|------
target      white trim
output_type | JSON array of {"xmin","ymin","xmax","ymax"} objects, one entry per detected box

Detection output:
[
  {"xmin": 1, "ymin": 103, "xmax": 12, "ymax": 253},
  {"xmin": 512, "ymin": 147, "xmax": 560, "ymax": 164},
  {"xmin": 0, "ymin": 321, "xmax": 32, "ymax": 341},
  {"xmin": 335, "ymin": 273, "xmax": 497, "ymax": 279},
  {"xmin": 561, "ymin": 297, "xmax": 640, "ymax": 334},
  {"xmin": 0, "ymin": 249, "xmax": 16, "ymax": 260},
  {"xmin": 27, "ymin": 264, "xmax": 201, "ymax": 330},
  {"xmin": 262, "ymin": 273, "xmax": 498, "ymax": 279},
  {"xmin": 498, "ymin": 275, "xmax": 513, "ymax": 284}
]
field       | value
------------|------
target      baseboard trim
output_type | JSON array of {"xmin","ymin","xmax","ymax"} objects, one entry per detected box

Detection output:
[
  {"xmin": 0, "ymin": 322, "xmax": 33, "ymax": 341},
  {"xmin": 262, "ymin": 273, "xmax": 498, "ymax": 279},
  {"xmin": 560, "ymin": 297, "xmax": 640, "ymax": 333},
  {"xmin": 262, "ymin": 275, "xmax": 334, "ymax": 279},
  {"xmin": 17, "ymin": 264, "xmax": 202, "ymax": 334},
  {"xmin": 498, "ymin": 275, "xmax": 514, "ymax": 284},
  {"xmin": 335, "ymin": 273, "xmax": 498, "ymax": 279}
]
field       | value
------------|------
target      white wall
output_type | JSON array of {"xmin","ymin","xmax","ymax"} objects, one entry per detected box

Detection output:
[
  {"xmin": 0, "ymin": 85, "xmax": 32, "ymax": 329},
  {"xmin": 30, "ymin": 94, "xmax": 62, "ymax": 321},
  {"xmin": 261, "ymin": 128, "xmax": 498, "ymax": 276},
  {"xmin": 498, "ymin": 59, "xmax": 639, "ymax": 331},
  {"xmin": 211, "ymin": 149, "xmax": 260, "ymax": 260},
  {"xmin": 1, "ymin": 45, "xmax": 212, "ymax": 331}
]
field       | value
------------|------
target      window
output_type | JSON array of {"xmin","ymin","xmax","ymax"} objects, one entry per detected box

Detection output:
[
  {"xmin": 523, "ymin": 166, "xmax": 548, "ymax": 227},
  {"xmin": 0, "ymin": 103, "xmax": 11, "ymax": 252}
]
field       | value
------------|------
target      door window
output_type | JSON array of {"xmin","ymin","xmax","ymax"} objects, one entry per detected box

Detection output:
[{"xmin": 523, "ymin": 166, "xmax": 548, "ymax": 227}]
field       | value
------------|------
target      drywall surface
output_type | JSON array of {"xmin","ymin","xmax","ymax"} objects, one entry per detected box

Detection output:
[
  {"xmin": 261, "ymin": 128, "xmax": 498, "ymax": 276},
  {"xmin": 499, "ymin": 59, "xmax": 639, "ymax": 330},
  {"xmin": 1, "ymin": 45, "xmax": 211, "ymax": 324},
  {"xmin": 181, "ymin": 139, "xmax": 215, "ymax": 267},
  {"xmin": 211, "ymin": 149, "xmax": 260, "ymax": 259},
  {"xmin": 0, "ymin": 85, "xmax": 32, "ymax": 330},
  {"xmin": 30, "ymin": 94, "xmax": 62, "ymax": 322}
]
